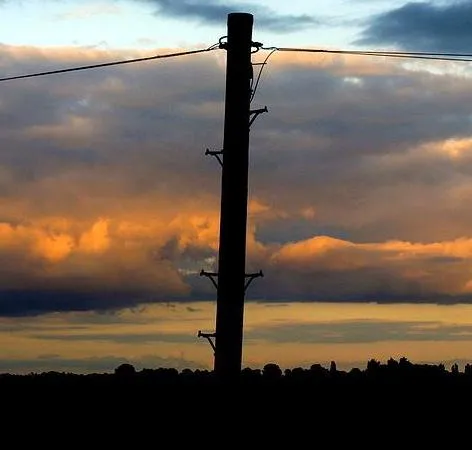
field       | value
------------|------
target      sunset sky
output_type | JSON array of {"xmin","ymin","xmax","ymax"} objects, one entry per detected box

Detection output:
[{"xmin": 2, "ymin": 0, "xmax": 472, "ymax": 373}]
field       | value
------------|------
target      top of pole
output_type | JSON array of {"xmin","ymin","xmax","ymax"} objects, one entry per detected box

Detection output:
[
  {"xmin": 228, "ymin": 12, "xmax": 253, "ymax": 18},
  {"xmin": 227, "ymin": 12, "xmax": 254, "ymax": 25},
  {"xmin": 226, "ymin": 13, "xmax": 254, "ymax": 47}
]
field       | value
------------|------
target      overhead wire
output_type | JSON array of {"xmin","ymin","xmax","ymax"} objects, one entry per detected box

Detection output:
[
  {"xmin": 248, "ymin": 45, "xmax": 472, "ymax": 104},
  {"xmin": 2, "ymin": 39, "xmax": 472, "ymax": 84},
  {"xmin": 250, "ymin": 47, "xmax": 277, "ymax": 103},
  {"xmin": 0, "ymin": 44, "xmax": 220, "ymax": 82},
  {"xmin": 342, "ymin": 51, "xmax": 472, "ymax": 63}
]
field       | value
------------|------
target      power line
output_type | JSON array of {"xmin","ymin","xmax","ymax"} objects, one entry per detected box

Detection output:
[
  {"xmin": 0, "ymin": 46, "xmax": 220, "ymax": 83},
  {"xmin": 344, "ymin": 51, "xmax": 472, "ymax": 63},
  {"xmin": 250, "ymin": 47, "xmax": 276, "ymax": 103},
  {"xmin": 349, "ymin": 50, "xmax": 472, "ymax": 58},
  {"xmin": 264, "ymin": 46, "xmax": 472, "ymax": 63},
  {"xmin": 247, "ymin": 45, "xmax": 472, "ymax": 102},
  {"xmin": 3, "ymin": 42, "xmax": 471, "ymax": 84}
]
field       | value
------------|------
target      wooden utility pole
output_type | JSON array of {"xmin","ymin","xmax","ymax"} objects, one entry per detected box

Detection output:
[{"xmin": 214, "ymin": 13, "xmax": 254, "ymax": 379}]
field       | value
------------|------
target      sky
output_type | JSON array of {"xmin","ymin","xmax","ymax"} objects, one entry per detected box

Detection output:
[{"xmin": 2, "ymin": 0, "xmax": 472, "ymax": 372}]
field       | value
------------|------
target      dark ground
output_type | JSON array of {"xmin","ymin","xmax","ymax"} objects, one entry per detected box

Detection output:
[{"xmin": 2, "ymin": 358, "xmax": 469, "ymax": 440}]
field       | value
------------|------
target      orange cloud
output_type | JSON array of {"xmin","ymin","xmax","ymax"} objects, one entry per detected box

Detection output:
[
  {"xmin": 33, "ymin": 232, "xmax": 74, "ymax": 262},
  {"xmin": 275, "ymin": 236, "xmax": 353, "ymax": 262},
  {"xmin": 269, "ymin": 235, "xmax": 472, "ymax": 296},
  {"xmin": 261, "ymin": 49, "xmax": 405, "ymax": 77},
  {"xmin": 249, "ymin": 198, "xmax": 270, "ymax": 215},
  {"xmin": 79, "ymin": 219, "xmax": 110, "ymax": 254}
]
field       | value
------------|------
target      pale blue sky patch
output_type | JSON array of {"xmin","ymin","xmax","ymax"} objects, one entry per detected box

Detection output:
[
  {"xmin": 55, "ymin": 2, "xmax": 123, "ymax": 21},
  {"xmin": 0, "ymin": 0, "xmax": 423, "ymax": 50}
]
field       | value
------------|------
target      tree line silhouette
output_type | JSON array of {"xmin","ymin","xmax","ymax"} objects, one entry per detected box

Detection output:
[
  {"xmin": 3, "ymin": 357, "xmax": 471, "ymax": 433},
  {"xmin": 2, "ymin": 357, "xmax": 472, "ymax": 391}
]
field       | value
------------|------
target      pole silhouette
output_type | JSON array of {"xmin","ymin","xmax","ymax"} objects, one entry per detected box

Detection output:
[{"xmin": 214, "ymin": 13, "xmax": 254, "ymax": 379}]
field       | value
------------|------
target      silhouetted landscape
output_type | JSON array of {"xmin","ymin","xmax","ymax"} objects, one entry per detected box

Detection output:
[
  {"xmin": 3, "ymin": 357, "xmax": 472, "ymax": 400},
  {"xmin": 3, "ymin": 357, "xmax": 470, "ymax": 437}
]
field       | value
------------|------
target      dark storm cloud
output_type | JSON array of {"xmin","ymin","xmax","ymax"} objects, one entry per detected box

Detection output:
[
  {"xmin": 0, "ymin": 291, "xmax": 148, "ymax": 317},
  {"xmin": 143, "ymin": 0, "xmax": 320, "ymax": 32},
  {"xmin": 357, "ymin": 1, "xmax": 472, "ymax": 52}
]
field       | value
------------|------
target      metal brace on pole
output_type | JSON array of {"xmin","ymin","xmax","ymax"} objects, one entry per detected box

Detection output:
[
  {"xmin": 249, "ymin": 107, "xmax": 268, "ymax": 128},
  {"xmin": 244, "ymin": 270, "xmax": 264, "ymax": 293},
  {"xmin": 200, "ymin": 269, "xmax": 264, "ymax": 294},
  {"xmin": 197, "ymin": 268, "xmax": 263, "ymax": 357},
  {"xmin": 205, "ymin": 148, "xmax": 224, "ymax": 167},
  {"xmin": 200, "ymin": 270, "xmax": 219, "ymax": 290},
  {"xmin": 197, "ymin": 331, "xmax": 216, "ymax": 354}
]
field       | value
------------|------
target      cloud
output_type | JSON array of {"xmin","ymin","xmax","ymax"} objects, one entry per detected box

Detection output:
[
  {"xmin": 32, "ymin": 332, "xmax": 197, "ymax": 344},
  {"xmin": 141, "ymin": 0, "xmax": 320, "ymax": 33},
  {"xmin": 245, "ymin": 235, "xmax": 472, "ymax": 303},
  {"xmin": 29, "ymin": 318, "xmax": 472, "ymax": 346},
  {"xmin": 247, "ymin": 320, "xmax": 472, "ymax": 344},
  {"xmin": 55, "ymin": 4, "xmax": 122, "ymax": 21},
  {"xmin": 4, "ymin": 43, "xmax": 472, "ymax": 314},
  {"xmin": 356, "ymin": 1, "xmax": 472, "ymax": 52}
]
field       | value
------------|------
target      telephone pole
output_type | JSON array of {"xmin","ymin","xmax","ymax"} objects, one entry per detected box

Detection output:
[
  {"xmin": 214, "ymin": 13, "xmax": 253, "ymax": 379},
  {"xmin": 199, "ymin": 12, "xmax": 265, "ymax": 379}
]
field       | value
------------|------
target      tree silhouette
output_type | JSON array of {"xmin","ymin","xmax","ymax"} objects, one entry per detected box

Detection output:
[
  {"xmin": 114, "ymin": 363, "xmax": 136, "ymax": 376},
  {"xmin": 263, "ymin": 363, "xmax": 282, "ymax": 379}
]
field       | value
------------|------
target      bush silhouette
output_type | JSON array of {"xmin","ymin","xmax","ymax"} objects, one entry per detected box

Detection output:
[{"xmin": 114, "ymin": 363, "xmax": 136, "ymax": 376}]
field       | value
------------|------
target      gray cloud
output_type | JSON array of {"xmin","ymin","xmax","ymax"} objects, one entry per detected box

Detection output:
[
  {"xmin": 247, "ymin": 320, "xmax": 472, "ymax": 344},
  {"xmin": 31, "ymin": 319, "xmax": 472, "ymax": 345},
  {"xmin": 32, "ymin": 331, "xmax": 197, "ymax": 344},
  {"xmin": 142, "ymin": 0, "xmax": 320, "ymax": 33},
  {"xmin": 0, "ymin": 291, "xmax": 173, "ymax": 317},
  {"xmin": 356, "ymin": 1, "xmax": 472, "ymax": 52},
  {"xmin": 250, "ymin": 60, "xmax": 472, "ymax": 243}
]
